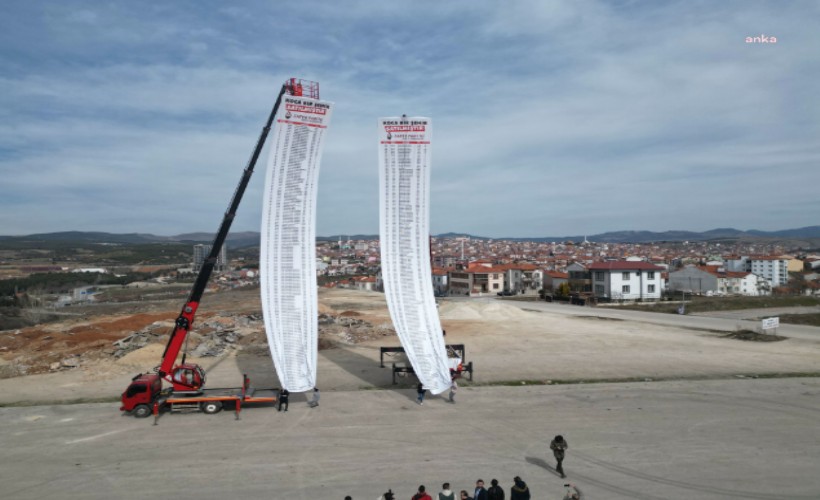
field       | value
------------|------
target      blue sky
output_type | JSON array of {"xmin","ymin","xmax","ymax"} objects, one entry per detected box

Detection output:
[{"xmin": 1, "ymin": 1, "xmax": 817, "ymax": 237}]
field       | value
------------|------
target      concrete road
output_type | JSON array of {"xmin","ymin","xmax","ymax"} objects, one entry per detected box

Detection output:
[
  {"xmin": 501, "ymin": 299, "xmax": 820, "ymax": 341},
  {"xmin": 2, "ymin": 378, "xmax": 819, "ymax": 500}
]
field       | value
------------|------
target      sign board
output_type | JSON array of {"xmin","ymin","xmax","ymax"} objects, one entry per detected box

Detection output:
[
  {"xmin": 260, "ymin": 95, "xmax": 333, "ymax": 392},
  {"xmin": 761, "ymin": 317, "xmax": 780, "ymax": 330}
]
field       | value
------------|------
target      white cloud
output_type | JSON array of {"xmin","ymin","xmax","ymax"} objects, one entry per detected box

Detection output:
[{"xmin": 0, "ymin": 0, "xmax": 817, "ymax": 237}]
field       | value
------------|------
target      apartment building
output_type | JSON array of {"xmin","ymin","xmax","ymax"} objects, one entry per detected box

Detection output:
[
  {"xmin": 589, "ymin": 261, "xmax": 664, "ymax": 301},
  {"xmin": 448, "ymin": 261, "xmax": 505, "ymax": 296},
  {"xmin": 727, "ymin": 256, "xmax": 790, "ymax": 288},
  {"xmin": 566, "ymin": 262, "xmax": 591, "ymax": 293},
  {"xmin": 193, "ymin": 243, "xmax": 228, "ymax": 272}
]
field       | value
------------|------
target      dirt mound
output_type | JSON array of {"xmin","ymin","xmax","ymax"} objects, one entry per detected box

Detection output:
[{"xmin": 439, "ymin": 301, "xmax": 532, "ymax": 321}]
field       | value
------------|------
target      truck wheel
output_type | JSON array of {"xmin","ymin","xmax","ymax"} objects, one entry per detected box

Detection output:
[
  {"xmin": 201, "ymin": 401, "xmax": 223, "ymax": 414},
  {"xmin": 133, "ymin": 404, "xmax": 152, "ymax": 418}
]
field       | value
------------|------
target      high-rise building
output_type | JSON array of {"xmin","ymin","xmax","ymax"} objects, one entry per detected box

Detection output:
[{"xmin": 193, "ymin": 244, "xmax": 228, "ymax": 272}]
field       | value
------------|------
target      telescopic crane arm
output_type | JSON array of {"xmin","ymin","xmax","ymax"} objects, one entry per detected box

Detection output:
[{"xmin": 158, "ymin": 82, "xmax": 290, "ymax": 391}]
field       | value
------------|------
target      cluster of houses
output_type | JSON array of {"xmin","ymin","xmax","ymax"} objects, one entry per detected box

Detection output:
[{"xmin": 423, "ymin": 254, "xmax": 819, "ymax": 301}]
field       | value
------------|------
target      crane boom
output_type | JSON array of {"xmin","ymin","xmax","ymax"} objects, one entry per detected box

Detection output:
[{"xmin": 157, "ymin": 81, "xmax": 294, "ymax": 391}]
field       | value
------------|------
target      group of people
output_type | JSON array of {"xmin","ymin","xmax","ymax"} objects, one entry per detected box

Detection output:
[
  {"xmin": 370, "ymin": 476, "xmax": 533, "ymax": 500},
  {"xmin": 342, "ymin": 435, "xmax": 573, "ymax": 500},
  {"xmin": 416, "ymin": 378, "xmax": 458, "ymax": 405},
  {"xmin": 277, "ymin": 387, "xmax": 320, "ymax": 412}
]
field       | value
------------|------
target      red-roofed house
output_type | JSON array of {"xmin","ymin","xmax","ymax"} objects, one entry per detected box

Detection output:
[
  {"xmin": 588, "ymin": 261, "xmax": 664, "ymax": 301},
  {"xmin": 448, "ymin": 262, "xmax": 505, "ymax": 296},
  {"xmin": 352, "ymin": 276, "xmax": 377, "ymax": 292},
  {"xmin": 543, "ymin": 270, "xmax": 569, "ymax": 292}
]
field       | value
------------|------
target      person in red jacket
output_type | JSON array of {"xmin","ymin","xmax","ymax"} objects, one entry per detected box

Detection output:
[{"xmin": 412, "ymin": 485, "xmax": 432, "ymax": 500}]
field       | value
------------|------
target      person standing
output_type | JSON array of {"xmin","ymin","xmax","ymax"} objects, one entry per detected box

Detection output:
[
  {"xmin": 278, "ymin": 388, "xmax": 289, "ymax": 412},
  {"xmin": 438, "ymin": 482, "xmax": 455, "ymax": 500},
  {"xmin": 448, "ymin": 378, "xmax": 458, "ymax": 403},
  {"xmin": 550, "ymin": 435, "xmax": 569, "ymax": 478},
  {"xmin": 416, "ymin": 383, "xmax": 426, "ymax": 405},
  {"xmin": 459, "ymin": 491, "xmax": 473, "ymax": 500},
  {"xmin": 509, "ymin": 477, "xmax": 530, "ymax": 500},
  {"xmin": 487, "ymin": 479, "xmax": 504, "ymax": 500},
  {"xmin": 308, "ymin": 387, "xmax": 320, "ymax": 407},
  {"xmin": 412, "ymin": 485, "xmax": 432, "ymax": 500},
  {"xmin": 473, "ymin": 479, "xmax": 488, "ymax": 500}
]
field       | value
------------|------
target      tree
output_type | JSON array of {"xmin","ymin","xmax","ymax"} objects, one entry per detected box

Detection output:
[{"xmin": 556, "ymin": 282, "xmax": 571, "ymax": 298}]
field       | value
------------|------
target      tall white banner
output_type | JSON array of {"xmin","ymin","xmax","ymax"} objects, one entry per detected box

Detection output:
[
  {"xmin": 261, "ymin": 95, "xmax": 333, "ymax": 392},
  {"xmin": 378, "ymin": 117, "xmax": 451, "ymax": 395}
]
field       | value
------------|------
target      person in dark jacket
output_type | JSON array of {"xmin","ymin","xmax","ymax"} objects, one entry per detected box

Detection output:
[
  {"xmin": 416, "ymin": 383, "xmax": 426, "ymax": 405},
  {"xmin": 509, "ymin": 476, "xmax": 530, "ymax": 500},
  {"xmin": 487, "ymin": 479, "xmax": 504, "ymax": 500},
  {"xmin": 278, "ymin": 388, "xmax": 289, "ymax": 411},
  {"xmin": 550, "ymin": 435, "xmax": 569, "ymax": 478},
  {"xmin": 473, "ymin": 479, "xmax": 488, "ymax": 500},
  {"xmin": 459, "ymin": 491, "xmax": 473, "ymax": 500}
]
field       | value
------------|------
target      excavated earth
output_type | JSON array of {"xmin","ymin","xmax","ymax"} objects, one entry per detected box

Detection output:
[{"xmin": 0, "ymin": 286, "xmax": 395, "ymax": 380}]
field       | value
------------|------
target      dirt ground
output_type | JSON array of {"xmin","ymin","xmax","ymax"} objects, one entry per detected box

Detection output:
[{"xmin": 1, "ymin": 287, "xmax": 819, "ymax": 405}]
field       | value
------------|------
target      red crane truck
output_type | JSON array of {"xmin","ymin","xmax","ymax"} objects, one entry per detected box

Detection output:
[{"xmin": 120, "ymin": 78, "xmax": 320, "ymax": 419}]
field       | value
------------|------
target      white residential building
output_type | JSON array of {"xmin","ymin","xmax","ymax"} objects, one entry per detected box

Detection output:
[
  {"xmin": 432, "ymin": 268, "xmax": 449, "ymax": 295},
  {"xmin": 589, "ymin": 261, "xmax": 664, "ymax": 301},
  {"xmin": 726, "ymin": 256, "xmax": 789, "ymax": 288},
  {"xmin": 750, "ymin": 257, "xmax": 789, "ymax": 288}
]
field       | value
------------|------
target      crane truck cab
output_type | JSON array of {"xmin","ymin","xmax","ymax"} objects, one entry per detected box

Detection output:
[{"xmin": 121, "ymin": 373, "xmax": 162, "ymax": 418}]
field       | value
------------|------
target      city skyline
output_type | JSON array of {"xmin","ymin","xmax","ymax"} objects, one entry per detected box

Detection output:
[{"xmin": 1, "ymin": 1, "xmax": 817, "ymax": 237}]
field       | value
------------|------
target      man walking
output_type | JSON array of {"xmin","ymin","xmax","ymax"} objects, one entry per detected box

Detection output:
[
  {"xmin": 473, "ymin": 479, "xmax": 488, "ymax": 500},
  {"xmin": 550, "ymin": 435, "xmax": 569, "ymax": 478}
]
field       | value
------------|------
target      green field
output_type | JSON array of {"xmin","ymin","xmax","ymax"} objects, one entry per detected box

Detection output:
[
  {"xmin": 777, "ymin": 313, "xmax": 820, "ymax": 327},
  {"xmin": 621, "ymin": 295, "xmax": 818, "ymax": 313},
  {"xmin": 616, "ymin": 296, "xmax": 820, "ymax": 326}
]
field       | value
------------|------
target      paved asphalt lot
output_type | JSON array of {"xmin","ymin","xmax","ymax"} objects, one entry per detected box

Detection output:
[
  {"xmin": 503, "ymin": 299, "xmax": 820, "ymax": 341},
  {"xmin": 2, "ymin": 377, "xmax": 819, "ymax": 500}
]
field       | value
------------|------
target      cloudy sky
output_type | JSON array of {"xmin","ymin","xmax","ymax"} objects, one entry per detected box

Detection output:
[{"xmin": 1, "ymin": 1, "xmax": 817, "ymax": 238}]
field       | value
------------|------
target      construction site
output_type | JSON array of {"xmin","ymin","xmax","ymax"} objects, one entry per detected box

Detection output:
[{"xmin": 2, "ymin": 284, "xmax": 820, "ymax": 499}]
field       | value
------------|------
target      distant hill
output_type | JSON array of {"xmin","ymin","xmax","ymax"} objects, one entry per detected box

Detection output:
[
  {"xmin": 1, "ymin": 226, "xmax": 819, "ymax": 246},
  {"xmin": 453, "ymin": 226, "xmax": 820, "ymax": 243}
]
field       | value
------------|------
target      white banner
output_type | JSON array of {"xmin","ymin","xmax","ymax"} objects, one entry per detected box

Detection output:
[
  {"xmin": 378, "ymin": 117, "xmax": 451, "ymax": 395},
  {"xmin": 261, "ymin": 95, "xmax": 333, "ymax": 392}
]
